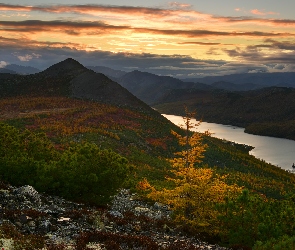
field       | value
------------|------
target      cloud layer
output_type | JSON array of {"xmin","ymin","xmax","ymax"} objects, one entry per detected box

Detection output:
[{"xmin": 0, "ymin": 3, "xmax": 294, "ymax": 77}]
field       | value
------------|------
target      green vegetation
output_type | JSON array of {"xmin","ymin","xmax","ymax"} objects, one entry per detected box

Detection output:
[
  {"xmin": 1, "ymin": 96, "xmax": 295, "ymax": 248},
  {"xmin": 0, "ymin": 123, "xmax": 130, "ymax": 204}
]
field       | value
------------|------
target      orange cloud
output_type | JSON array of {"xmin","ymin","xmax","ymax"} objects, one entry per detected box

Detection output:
[
  {"xmin": 1, "ymin": 20, "xmax": 292, "ymax": 39},
  {"xmin": 169, "ymin": 2, "xmax": 192, "ymax": 9},
  {"xmin": 251, "ymin": 9, "xmax": 279, "ymax": 16},
  {"xmin": 0, "ymin": 20, "xmax": 129, "ymax": 35},
  {"xmin": 0, "ymin": 4, "xmax": 292, "ymax": 28}
]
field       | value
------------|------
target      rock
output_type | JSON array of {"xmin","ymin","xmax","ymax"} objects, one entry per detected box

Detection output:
[
  {"xmin": 28, "ymin": 220, "xmax": 36, "ymax": 227},
  {"xmin": 19, "ymin": 214, "xmax": 29, "ymax": 223},
  {"xmin": 38, "ymin": 220, "xmax": 51, "ymax": 233},
  {"xmin": 13, "ymin": 185, "xmax": 41, "ymax": 204},
  {"xmin": 134, "ymin": 206, "xmax": 150, "ymax": 213},
  {"xmin": 108, "ymin": 210, "xmax": 123, "ymax": 218},
  {"xmin": 57, "ymin": 217, "xmax": 71, "ymax": 223},
  {"xmin": 0, "ymin": 186, "xmax": 230, "ymax": 250},
  {"xmin": 15, "ymin": 221, "xmax": 22, "ymax": 228},
  {"xmin": 133, "ymin": 224, "xmax": 141, "ymax": 232}
]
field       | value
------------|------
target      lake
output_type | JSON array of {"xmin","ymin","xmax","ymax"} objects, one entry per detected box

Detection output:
[{"xmin": 163, "ymin": 114, "xmax": 295, "ymax": 171}]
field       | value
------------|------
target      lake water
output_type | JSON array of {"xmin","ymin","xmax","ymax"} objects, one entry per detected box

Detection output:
[{"xmin": 163, "ymin": 114, "xmax": 295, "ymax": 171}]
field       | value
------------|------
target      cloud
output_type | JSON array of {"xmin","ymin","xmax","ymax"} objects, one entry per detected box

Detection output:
[
  {"xmin": 0, "ymin": 3, "xmax": 190, "ymax": 18},
  {"xmin": 179, "ymin": 41, "xmax": 221, "ymax": 45},
  {"xmin": 251, "ymin": 9, "xmax": 279, "ymax": 16},
  {"xmin": 0, "ymin": 3, "xmax": 292, "ymax": 28},
  {"xmin": 0, "ymin": 3, "xmax": 294, "ymax": 77},
  {"xmin": 13, "ymin": 52, "xmax": 41, "ymax": 61},
  {"xmin": 0, "ymin": 61, "xmax": 8, "ymax": 68},
  {"xmin": 263, "ymin": 39, "xmax": 295, "ymax": 51},
  {"xmin": 1, "ymin": 20, "xmax": 292, "ymax": 39},
  {"xmin": 0, "ymin": 20, "xmax": 129, "ymax": 34},
  {"xmin": 0, "ymin": 43, "xmax": 228, "ymax": 77},
  {"xmin": 224, "ymin": 44, "xmax": 295, "ymax": 65},
  {"xmin": 169, "ymin": 2, "xmax": 192, "ymax": 9},
  {"xmin": 0, "ymin": 43, "xmax": 294, "ymax": 78}
]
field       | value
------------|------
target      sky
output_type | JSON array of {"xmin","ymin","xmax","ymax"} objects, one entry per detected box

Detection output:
[{"xmin": 0, "ymin": 0, "xmax": 295, "ymax": 78}]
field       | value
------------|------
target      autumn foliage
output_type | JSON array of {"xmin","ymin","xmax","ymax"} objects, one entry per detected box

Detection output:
[{"xmin": 140, "ymin": 108, "xmax": 242, "ymax": 234}]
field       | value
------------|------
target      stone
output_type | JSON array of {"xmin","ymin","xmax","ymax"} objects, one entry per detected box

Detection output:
[
  {"xmin": 39, "ymin": 220, "xmax": 51, "ymax": 233},
  {"xmin": 0, "ymin": 185, "xmax": 230, "ymax": 250},
  {"xmin": 19, "ymin": 214, "xmax": 29, "ymax": 223},
  {"xmin": 28, "ymin": 220, "xmax": 36, "ymax": 227},
  {"xmin": 13, "ymin": 185, "xmax": 41, "ymax": 203},
  {"xmin": 108, "ymin": 210, "xmax": 123, "ymax": 218},
  {"xmin": 15, "ymin": 221, "xmax": 22, "ymax": 228}
]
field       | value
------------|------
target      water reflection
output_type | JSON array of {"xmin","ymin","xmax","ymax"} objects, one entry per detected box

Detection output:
[{"xmin": 163, "ymin": 114, "xmax": 295, "ymax": 171}]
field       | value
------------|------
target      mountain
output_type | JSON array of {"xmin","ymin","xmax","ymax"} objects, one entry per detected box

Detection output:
[
  {"xmin": 154, "ymin": 86, "xmax": 295, "ymax": 140},
  {"xmin": 0, "ymin": 68, "xmax": 16, "ymax": 74},
  {"xmin": 116, "ymin": 70, "xmax": 213, "ymax": 105},
  {"xmin": 87, "ymin": 65, "xmax": 127, "ymax": 79},
  {"xmin": 0, "ymin": 58, "xmax": 154, "ymax": 112},
  {"xmin": 5, "ymin": 64, "xmax": 41, "ymax": 75},
  {"xmin": 183, "ymin": 72, "xmax": 295, "ymax": 89},
  {"xmin": 211, "ymin": 81, "xmax": 261, "ymax": 91},
  {"xmin": 2, "ymin": 60, "xmax": 295, "ymax": 250}
]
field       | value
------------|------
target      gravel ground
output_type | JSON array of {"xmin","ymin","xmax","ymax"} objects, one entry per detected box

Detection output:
[{"xmin": 0, "ymin": 184, "xmax": 232, "ymax": 250}]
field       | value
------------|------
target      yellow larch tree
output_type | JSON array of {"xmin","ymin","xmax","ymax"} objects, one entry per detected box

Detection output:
[{"xmin": 140, "ymin": 106, "xmax": 242, "ymax": 234}]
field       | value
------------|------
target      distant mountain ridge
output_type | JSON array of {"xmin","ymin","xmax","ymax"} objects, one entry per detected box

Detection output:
[
  {"xmin": 116, "ymin": 70, "xmax": 213, "ymax": 105},
  {"xmin": 84, "ymin": 66, "xmax": 295, "ymax": 100},
  {"xmin": 154, "ymin": 86, "xmax": 295, "ymax": 140},
  {"xmin": 0, "ymin": 58, "xmax": 154, "ymax": 113},
  {"xmin": 87, "ymin": 65, "xmax": 127, "ymax": 79},
  {"xmin": 0, "ymin": 68, "xmax": 16, "ymax": 74},
  {"xmin": 183, "ymin": 72, "xmax": 295, "ymax": 88},
  {"xmin": 4, "ymin": 64, "xmax": 40, "ymax": 75}
]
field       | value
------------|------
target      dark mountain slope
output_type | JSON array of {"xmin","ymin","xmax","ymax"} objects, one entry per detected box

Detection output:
[
  {"xmin": 70, "ymin": 70, "xmax": 148, "ymax": 108},
  {"xmin": 154, "ymin": 87, "xmax": 295, "ymax": 140},
  {"xmin": 211, "ymin": 81, "xmax": 261, "ymax": 91},
  {"xmin": 0, "ymin": 58, "xmax": 154, "ymax": 112},
  {"xmin": 117, "ymin": 70, "xmax": 213, "ymax": 105},
  {"xmin": 87, "ymin": 65, "xmax": 127, "ymax": 78}
]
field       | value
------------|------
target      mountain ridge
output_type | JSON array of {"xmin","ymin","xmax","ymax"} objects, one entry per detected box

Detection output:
[
  {"xmin": 116, "ymin": 70, "xmax": 213, "ymax": 105},
  {"xmin": 183, "ymin": 72, "xmax": 295, "ymax": 87},
  {"xmin": 0, "ymin": 58, "xmax": 155, "ymax": 113},
  {"xmin": 154, "ymin": 86, "xmax": 295, "ymax": 140}
]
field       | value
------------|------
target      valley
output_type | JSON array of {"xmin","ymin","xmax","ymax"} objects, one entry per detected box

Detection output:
[{"xmin": 1, "ymin": 58, "xmax": 295, "ymax": 249}]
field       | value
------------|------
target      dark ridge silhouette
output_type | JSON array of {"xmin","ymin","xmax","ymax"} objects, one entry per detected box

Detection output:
[
  {"xmin": 117, "ymin": 70, "xmax": 213, "ymax": 105},
  {"xmin": 87, "ymin": 65, "xmax": 127, "ymax": 79},
  {"xmin": 0, "ymin": 58, "xmax": 156, "ymax": 113},
  {"xmin": 42, "ymin": 58, "xmax": 88, "ymax": 76}
]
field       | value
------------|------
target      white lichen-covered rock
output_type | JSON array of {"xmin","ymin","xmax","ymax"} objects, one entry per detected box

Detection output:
[{"xmin": 13, "ymin": 185, "xmax": 40, "ymax": 203}]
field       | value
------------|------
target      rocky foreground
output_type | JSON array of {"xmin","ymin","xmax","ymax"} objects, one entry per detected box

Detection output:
[{"xmin": 0, "ymin": 182, "xmax": 231, "ymax": 249}]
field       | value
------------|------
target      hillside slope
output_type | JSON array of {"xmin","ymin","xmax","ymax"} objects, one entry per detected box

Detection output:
[
  {"xmin": 0, "ymin": 58, "xmax": 154, "ymax": 113},
  {"xmin": 117, "ymin": 70, "xmax": 213, "ymax": 105},
  {"xmin": 1, "ymin": 60, "xmax": 295, "ymax": 249},
  {"xmin": 154, "ymin": 87, "xmax": 295, "ymax": 140}
]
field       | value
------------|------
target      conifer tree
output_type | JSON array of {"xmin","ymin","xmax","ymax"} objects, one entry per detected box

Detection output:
[{"xmin": 140, "ymin": 107, "xmax": 242, "ymax": 234}]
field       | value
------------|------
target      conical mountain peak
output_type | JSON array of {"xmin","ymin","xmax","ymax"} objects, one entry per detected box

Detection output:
[{"xmin": 43, "ymin": 58, "xmax": 87, "ymax": 75}]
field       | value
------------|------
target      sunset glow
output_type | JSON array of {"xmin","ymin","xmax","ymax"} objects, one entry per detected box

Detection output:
[{"xmin": 1, "ymin": 0, "xmax": 295, "ymax": 77}]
